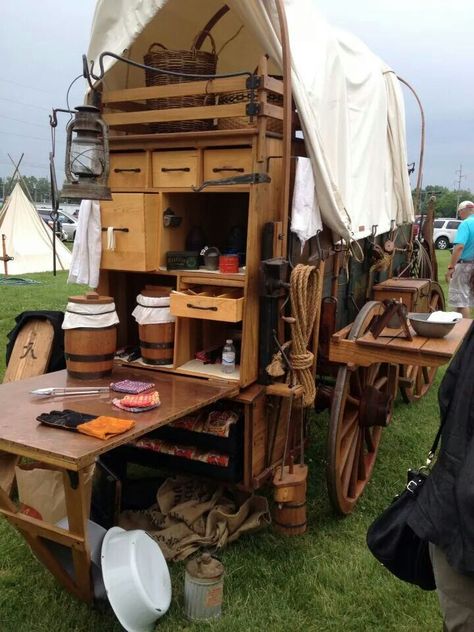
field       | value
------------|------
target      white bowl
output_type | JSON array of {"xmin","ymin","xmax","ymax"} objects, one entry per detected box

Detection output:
[{"xmin": 101, "ymin": 527, "xmax": 171, "ymax": 632}]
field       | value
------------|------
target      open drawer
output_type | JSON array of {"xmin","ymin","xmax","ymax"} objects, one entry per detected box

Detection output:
[{"xmin": 170, "ymin": 286, "xmax": 244, "ymax": 322}]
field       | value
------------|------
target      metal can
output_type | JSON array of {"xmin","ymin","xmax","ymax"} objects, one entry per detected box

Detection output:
[{"xmin": 184, "ymin": 552, "xmax": 224, "ymax": 620}]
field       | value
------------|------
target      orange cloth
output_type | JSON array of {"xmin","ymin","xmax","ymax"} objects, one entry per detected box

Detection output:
[{"xmin": 77, "ymin": 416, "xmax": 135, "ymax": 440}]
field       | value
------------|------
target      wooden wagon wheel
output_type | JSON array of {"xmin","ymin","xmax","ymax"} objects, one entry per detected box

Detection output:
[
  {"xmin": 327, "ymin": 301, "xmax": 399, "ymax": 515},
  {"xmin": 399, "ymin": 282, "xmax": 446, "ymax": 403}
]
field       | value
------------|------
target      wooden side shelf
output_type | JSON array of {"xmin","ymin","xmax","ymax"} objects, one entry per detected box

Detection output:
[{"xmin": 329, "ymin": 318, "xmax": 471, "ymax": 368}]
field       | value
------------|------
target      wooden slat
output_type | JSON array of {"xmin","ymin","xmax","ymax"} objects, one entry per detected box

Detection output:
[
  {"xmin": 103, "ymin": 103, "xmax": 248, "ymax": 127},
  {"xmin": 262, "ymin": 75, "xmax": 284, "ymax": 95},
  {"xmin": 102, "ymin": 76, "xmax": 250, "ymax": 104},
  {"xmin": 0, "ymin": 508, "xmax": 85, "ymax": 548},
  {"xmin": 329, "ymin": 337, "xmax": 448, "ymax": 368},
  {"xmin": 262, "ymin": 102, "xmax": 284, "ymax": 121}
]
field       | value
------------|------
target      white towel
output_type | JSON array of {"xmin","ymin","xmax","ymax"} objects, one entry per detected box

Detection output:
[
  {"xmin": 290, "ymin": 157, "xmax": 323, "ymax": 251},
  {"xmin": 68, "ymin": 199, "xmax": 102, "ymax": 288},
  {"xmin": 427, "ymin": 311, "xmax": 462, "ymax": 324},
  {"xmin": 106, "ymin": 226, "xmax": 116, "ymax": 251}
]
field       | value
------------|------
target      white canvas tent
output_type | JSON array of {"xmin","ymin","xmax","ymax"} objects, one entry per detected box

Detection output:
[
  {"xmin": 87, "ymin": 0, "xmax": 415, "ymax": 243},
  {"xmin": 0, "ymin": 183, "xmax": 72, "ymax": 275}
]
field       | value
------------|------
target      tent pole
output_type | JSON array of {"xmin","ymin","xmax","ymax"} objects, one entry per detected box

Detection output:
[{"xmin": 275, "ymin": 0, "xmax": 292, "ymax": 257}]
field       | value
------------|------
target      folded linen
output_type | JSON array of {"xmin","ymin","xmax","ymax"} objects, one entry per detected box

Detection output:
[{"xmin": 427, "ymin": 311, "xmax": 462, "ymax": 324}]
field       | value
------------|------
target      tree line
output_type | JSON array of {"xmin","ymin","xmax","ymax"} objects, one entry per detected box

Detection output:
[
  {"xmin": 0, "ymin": 176, "xmax": 51, "ymax": 204},
  {"xmin": 414, "ymin": 185, "xmax": 473, "ymax": 218}
]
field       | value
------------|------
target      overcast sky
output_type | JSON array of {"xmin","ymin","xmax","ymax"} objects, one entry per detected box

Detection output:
[{"xmin": 1, "ymin": 0, "xmax": 473, "ymax": 191}]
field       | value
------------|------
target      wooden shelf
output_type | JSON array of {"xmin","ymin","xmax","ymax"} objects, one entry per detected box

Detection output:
[
  {"xmin": 176, "ymin": 359, "xmax": 240, "ymax": 382},
  {"xmin": 329, "ymin": 317, "xmax": 472, "ymax": 368}
]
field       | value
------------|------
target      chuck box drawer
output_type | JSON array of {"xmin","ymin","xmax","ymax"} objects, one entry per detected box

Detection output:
[
  {"xmin": 203, "ymin": 148, "xmax": 252, "ymax": 182},
  {"xmin": 109, "ymin": 152, "xmax": 147, "ymax": 188},
  {"xmin": 170, "ymin": 286, "xmax": 244, "ymax": 322},
  {"xmin": 152, "ymin": 150, "xmax": 198, "ymax": 188}
]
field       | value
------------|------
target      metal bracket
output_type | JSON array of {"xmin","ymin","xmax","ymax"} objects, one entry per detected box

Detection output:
[
  {"xmin": 67, "ymin": 471, "xmax": 79, "ymax": 490},
  {"xmin": 192, "ymin": 172, "xmax": 270, "ymax": 192},
  {"xmin": 246, "ymin": 102, "xmax": 261, "ymax": 117},
  {"xmin": 246, "ymin": 74, "xmax": 262, "ymax": 90}
]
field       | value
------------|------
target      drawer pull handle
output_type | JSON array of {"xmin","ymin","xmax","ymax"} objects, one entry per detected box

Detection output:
[
  {"xmin": 101, "ymin": 227, "xmax": 129, "ymax": 233},
  {"xmin": 161, "ymin": 167, "xmax": 191, "ymax": 173},
  {"xmin": 114, "ymin": 168, "xmax": 141, "ymax": 173},
  {"xmin": 212, "ymin": 167, "xmax": 245, "ymax": 173},
  {"xmin": 186, "ymin": 303, "xmax": 218, "ymax": 312}
]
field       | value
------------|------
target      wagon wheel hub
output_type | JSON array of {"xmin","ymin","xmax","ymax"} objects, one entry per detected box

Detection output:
[{"xmin": 359, "ymin": 385, "xmax": 393, "ymax": 427}]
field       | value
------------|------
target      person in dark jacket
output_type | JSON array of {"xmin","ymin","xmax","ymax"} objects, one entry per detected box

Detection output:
[{"xmin": 408, "ymin": 321, "xmax": 474, "ymax": 630}]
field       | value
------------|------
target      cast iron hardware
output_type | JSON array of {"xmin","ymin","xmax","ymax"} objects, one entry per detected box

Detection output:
[
  {"xmin": 67, "ymin": 471, "xmax": 79, "ymax": 490},
  {"xmin": 212, "ymin": 167, "xmax": 245, "ymax": 173},
  {"xmin": 161, "ymin": 167, "xmax": 190, "ymax": 173},
  {"xmin": 114, "ymin": 167, "xmax": 141, "ymax": 173},
  {"xmin": 192, "ymin": 172, "xmax": 271, "ymax": 192},
  {"xmin": 246, "ymin": 102, "xmax": 261, "ymax": 116},
  {"xmin": 186, "ymin": 303, "xmax": 218, "ymax": 312},
  {"xmin": 163, "ymin": 208, "xmax": 182, "ymax": 228},
  {"xmin": 246, "ymin": 75, "xmax": 262, "ymax": 90},
  {"xmin": 101, "ymin": 227, "xmax": 129, "ymax": 232}
]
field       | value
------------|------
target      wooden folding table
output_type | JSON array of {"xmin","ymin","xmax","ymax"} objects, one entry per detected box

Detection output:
[{"xmin": 0, "ymin": 367, "xmax": 238, "ymax": 603}]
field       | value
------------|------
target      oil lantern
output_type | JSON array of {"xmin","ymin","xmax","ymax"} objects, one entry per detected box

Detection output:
[{"xmin": 61, "ymin": 105, "xmax": 112, "ymax": 201}]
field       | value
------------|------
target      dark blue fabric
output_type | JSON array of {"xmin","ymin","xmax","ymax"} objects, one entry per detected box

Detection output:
[{"xmin": 408, "ymin": 322, "xmax": 474, "ymax": 576}]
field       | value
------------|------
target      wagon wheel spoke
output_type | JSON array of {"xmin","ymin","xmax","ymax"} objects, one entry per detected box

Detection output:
[
  {"xmin": 365, "ymin": 427, "xmax": 375, "ymax": 453},
  {"xmin": 327, "ymin": 301, "xmax": 398, "ymax": 515}
]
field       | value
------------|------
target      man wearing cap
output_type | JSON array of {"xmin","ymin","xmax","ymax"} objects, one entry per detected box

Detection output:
[{"xmin": 446, "ymin": 200, "xmax": 474, "ymax": 318}]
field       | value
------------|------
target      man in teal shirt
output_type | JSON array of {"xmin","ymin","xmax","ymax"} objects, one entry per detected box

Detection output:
[{"xmin": 446, "ymin": 200, "xmax": 474, "ymax": 318}]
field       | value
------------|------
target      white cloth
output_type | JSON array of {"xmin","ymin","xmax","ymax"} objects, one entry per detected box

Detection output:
[
  {"xmin": 106, "ymin": 226, "xmax": 116, "ymax": 251},
  {"xmin": 132, "ymin": 293, "xmax": 175, "ymax": 325},
  {"xmin": 87, "ymin": 0, "xmax": 415, "ymax": 242},
  {"xmin": 68, "ymin": 200, "xmax": 102, "ymax": 288},
  {"xmin": 290, "ymin": 157, "xmax": 323, "ymax": 251},
  {"xmin": 427, "ymin": 311, "xmax": 462, "ymax": 324},
  {"xmin": 62, "ymin": 300, "xmax": 119, "ymax": 329}
]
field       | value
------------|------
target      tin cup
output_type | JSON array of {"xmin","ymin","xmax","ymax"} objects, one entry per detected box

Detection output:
[{"xmin": 219, "ymin": 254, "xmax": 239, "ymax": 273}]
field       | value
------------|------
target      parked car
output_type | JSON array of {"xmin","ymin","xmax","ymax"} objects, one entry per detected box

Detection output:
[
  {"xmin": 37, "ymin": 208, "xmax": 66, "ymax": 240},
  {"xmin": 55, "ymin": 210, "xmax": 78, "ymax": 241},
  {"xmin": 433, "ymin": 218, "xmax": 461, "ymax": 250}
]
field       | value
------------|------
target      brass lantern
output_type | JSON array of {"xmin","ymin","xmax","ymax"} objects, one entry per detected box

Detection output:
[{"xmin": 61, "ymin": 105, "xmax": 112, "ymax": 201}]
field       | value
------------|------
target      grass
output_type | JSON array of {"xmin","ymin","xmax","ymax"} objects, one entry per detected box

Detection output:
[{"xmin": 0, "ymin": 253, "xmax": 452, "ymax": 631}]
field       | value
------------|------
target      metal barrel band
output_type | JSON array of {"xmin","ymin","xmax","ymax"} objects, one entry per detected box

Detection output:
[
  {"xmin": 139, "ymin": 341, "xmax": 174, "ymax": 350},
  {"xmin": 65, "ymin": 352, "xmax": 115, "ymax": 362},
  {"xmin": 141, "ymin": 357, "xmax": 173, "ymax": 365},
  {"xmin": 273, "ymin": 519, "xmax": 307, "ymax": 529},
  {"xmin": 277, "ymin": 500, "xmax": 307, "ymax": 510},
  {"xmin": 66, "ymin": 370, "xmax": 112, "ymax": 380}
]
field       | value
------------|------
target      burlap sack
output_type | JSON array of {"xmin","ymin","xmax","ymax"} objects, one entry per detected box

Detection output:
[{"xmin": 119, "ymin": 476, "xmax": 271, "ymax": 561}]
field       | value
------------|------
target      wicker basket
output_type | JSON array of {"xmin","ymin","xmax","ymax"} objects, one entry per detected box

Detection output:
[
  {"xmin": 217, "ymin": 81, "xmax": 283, "ymax": 135},
  {"xmin": 144, "ymin": 32, "xmax": 218, "ymax": 133}
]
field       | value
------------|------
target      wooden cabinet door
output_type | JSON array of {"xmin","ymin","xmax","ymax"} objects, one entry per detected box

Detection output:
[{"xmin": 100, "ymin": 193, "xmax": 159, "ymax": 271}]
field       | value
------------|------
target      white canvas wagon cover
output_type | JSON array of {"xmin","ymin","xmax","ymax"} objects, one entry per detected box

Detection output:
[{"xmin": 87, "ymin": 0, "xmax": 414, "ymax": 243}]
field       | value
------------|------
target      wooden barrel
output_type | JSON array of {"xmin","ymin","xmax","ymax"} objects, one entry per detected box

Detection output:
[
  {"xmin": 64, "ymin": 292, "xmax": 117, "ymax": 380},
  {"xmin": 136, "ymin": 288, "xmax": 175, "ymax": 365},
  {"xmin": 273, "ymin": 476, "xmax": 307, "ymax": 536}
]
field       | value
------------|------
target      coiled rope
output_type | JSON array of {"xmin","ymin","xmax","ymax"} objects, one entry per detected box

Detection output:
[{"xmin": 266, "ymin": 264, "xmax": 320, "ymax": 407}]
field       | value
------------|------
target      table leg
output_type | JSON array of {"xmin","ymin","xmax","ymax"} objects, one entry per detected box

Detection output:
[
  {"xmin": 0, "ymin": 481, "xmax": 85, "ymax": 601},
  {"xmin": 0, "ymin": 451, "xmax": 19, "ymax": 495},
  {"xmin": 62, "ymin": 466, "xmax": 94, "ymax": 604}
]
